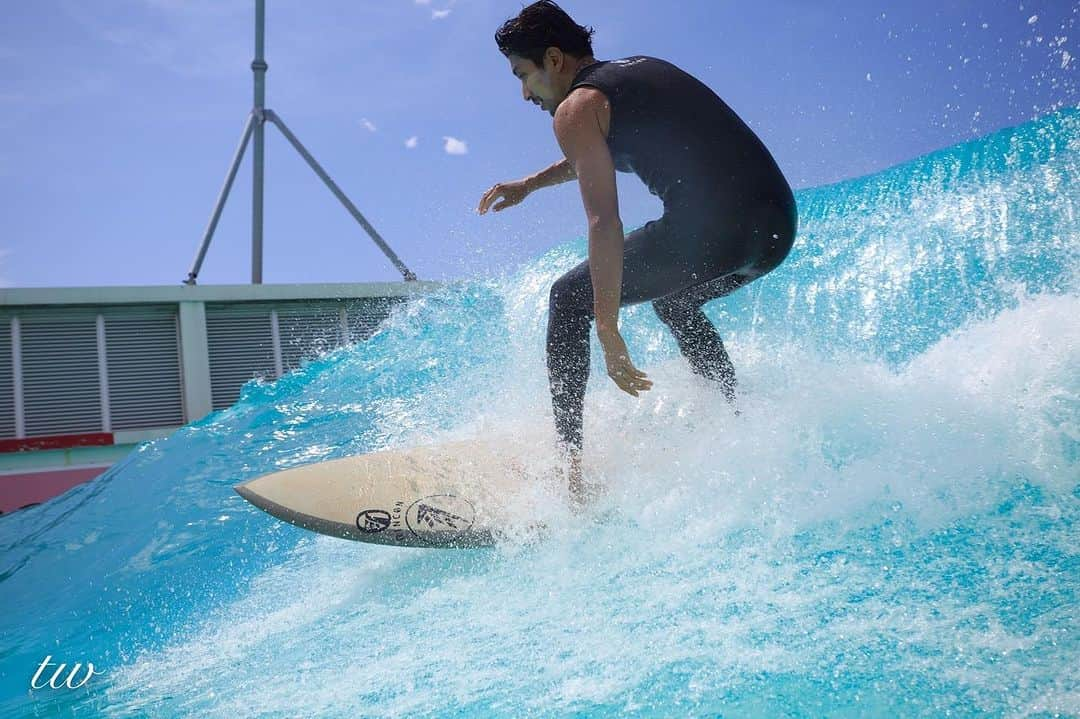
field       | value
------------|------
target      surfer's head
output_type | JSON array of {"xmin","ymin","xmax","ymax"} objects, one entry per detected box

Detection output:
[{"xmin": 496, "ymin": 0, "xmax": 596, "ymax": 117}]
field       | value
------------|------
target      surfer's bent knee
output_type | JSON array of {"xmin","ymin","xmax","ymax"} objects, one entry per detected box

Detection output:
[{"xmin": 548, "ymin": 272, "xmax": 589, "ymax": 317}]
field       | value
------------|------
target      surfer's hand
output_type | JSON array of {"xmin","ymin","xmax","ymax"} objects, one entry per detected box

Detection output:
[
  {"xmin": 597, "ymin": 326, "xmax": 652, "ymax": 397},
  {"xmin": 477, "ymin": 179, "xmax": 530, "ymax": 214}
]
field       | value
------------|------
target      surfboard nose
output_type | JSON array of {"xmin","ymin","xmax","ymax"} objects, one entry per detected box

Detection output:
[
  {"xmin": 232, "ymin": 476, "xmax": 292, "ymax": 519},
  {"xmin": 232, "ymin": 481, "xmax": 261, "ymax": 509},
  {"xmin": 234, "ymin": 472, "xmax": 366, "ymax": 541},
  {"xmin": 234, "ymin": 480, "xmax": 297, "ymax": 529},
  {"xmin": 232, "ymin": 478, "xmax": 292, "ymax": 524}
]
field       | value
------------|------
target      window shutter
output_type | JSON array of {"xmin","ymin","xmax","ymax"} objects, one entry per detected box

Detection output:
[
  {"xmin": 0, "ymin": 318, "xmax": 13, "ymax": 438},
  {"xmin": 206, "ymin": 303, "xmax": 276, "ymax": 410},
  {"xmin": 104, "ymin": 305, "xmax": 184, "ymax": 430},
  {"xmin": 20, "ymin": 310, "xmax": 102, "ymax": 436},
  {"xmin": 345, "ymin": 296, "xmax": 401, "ymax": 343},
  {"xmin": 276, "ymin": 301, "xmax": 345, "ymax": 372}
]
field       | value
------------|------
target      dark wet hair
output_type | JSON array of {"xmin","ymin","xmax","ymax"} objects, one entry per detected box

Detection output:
[{"xmin": 495, "ymin": 1, "xmax": 595, "ymax": 67}]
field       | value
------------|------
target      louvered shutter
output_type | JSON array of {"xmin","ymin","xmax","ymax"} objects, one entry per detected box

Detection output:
[
  {"xmin": 103, "ymin": 305, "xmax": 184, "ymax": 430},
  {"xmin": 20, "ymin": 309, "xmax": 102, "ymax": 436},
  {"xmin": 0, "ymin": 317, "xmax": 13, "ymax": 438},
  {"xmin": 345, "ymin": 296, "xmax": 401, "ymax": 343},
  {"xmin": 276, "ymin": 301, "xmax": 345, "ymax": 372},
  {"xmin": 206, "ymin": 303, "xmax": 276, "ymax": 410}
]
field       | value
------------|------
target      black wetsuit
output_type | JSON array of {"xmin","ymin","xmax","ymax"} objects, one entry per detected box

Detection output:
[{"xmin": 547, "ymin": 55, "xmax": 798, "ymax": 455}]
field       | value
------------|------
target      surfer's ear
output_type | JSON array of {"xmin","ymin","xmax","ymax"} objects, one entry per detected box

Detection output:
[{"xmin": 544, "ymin": 46, "xmax": 563, "ymax": 73}]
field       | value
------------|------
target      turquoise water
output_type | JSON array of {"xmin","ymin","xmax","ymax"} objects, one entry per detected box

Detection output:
[{"xmin": 2, "ymin": 110, "xmax": 1079, "ymax": 718}]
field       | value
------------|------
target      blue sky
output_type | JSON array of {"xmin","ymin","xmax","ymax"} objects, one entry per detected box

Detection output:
[{"xmin": 1, "ymin": 0, "xmax": 1076, "ymax": 287}]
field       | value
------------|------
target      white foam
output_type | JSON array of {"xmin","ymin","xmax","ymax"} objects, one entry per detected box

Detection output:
[{"xmin": 103, "ymin": 289, "xmax": 1079, "ymax": 718}]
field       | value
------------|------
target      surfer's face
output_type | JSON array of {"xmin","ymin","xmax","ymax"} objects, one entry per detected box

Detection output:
[{"xmin": 507, "ymin": 52, "xmax": 564, "ymax": 117}]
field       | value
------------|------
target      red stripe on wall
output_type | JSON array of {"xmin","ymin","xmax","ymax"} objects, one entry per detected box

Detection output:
[{"xmin": 0, "ymin": 433, "xmax": 115, "ymax": 454}]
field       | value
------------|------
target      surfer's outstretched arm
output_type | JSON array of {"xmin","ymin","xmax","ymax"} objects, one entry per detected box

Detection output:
[
  {"xmin": 477, "ymin": 159, "xmax": 576, "ymax": 215},
  {"xmin": 525, "ymin": 157, "xmax": 577, "ymax": 191}
]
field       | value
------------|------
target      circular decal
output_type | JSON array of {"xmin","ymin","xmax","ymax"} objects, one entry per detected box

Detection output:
[
  {"xmin": 405, "ymin": 494, "xmax": 476, "ymax": 544},
  {"xmin": 355, "ymin": 509, "xmax": 392, "ymax": 534}
]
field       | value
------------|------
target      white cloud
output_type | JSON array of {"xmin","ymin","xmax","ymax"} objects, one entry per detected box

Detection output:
[
  {"xmin": 432, "ymin": 9, "xmax": 451, "ymax": 20},
  {"xmin": 405, "ymin": 136, "xmax": 419, "ymax": 149},
  {"xmin": 360, "ymin": 117, "xmax": 377, "ymax": 132},
  {"xmin": 442, "ymin": 136, "xmax": 467, "ymax": 155},
  {"xmin": 414, "ymin": 0, "xmax": 431, "ymax": 4}
]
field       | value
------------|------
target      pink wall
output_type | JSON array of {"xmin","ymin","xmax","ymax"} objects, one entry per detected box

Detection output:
[{"xmin": 0, "ymin": 466, "xmax": 110, "ymax": 514}]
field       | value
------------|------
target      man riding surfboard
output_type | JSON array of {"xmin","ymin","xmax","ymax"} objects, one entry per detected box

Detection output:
[{"xmin": 478, "ymin": 1, "xmax": 798, "ymax": 507}]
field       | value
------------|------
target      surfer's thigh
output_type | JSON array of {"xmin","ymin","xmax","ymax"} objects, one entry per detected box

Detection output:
[
  {"xmin": 649, "ymin": 198, "xmax": 798, "ymax": 309},
  {"xmin": 616, "ymin": 216, "xmax": 724, "ymax": 306},
  {"xmin": 549, "ymin": 217, "xmax": 705, "ymax": 316},
  {"xmin": 730, "ymin": 194, "xmax": 798, "ymax": 279}
]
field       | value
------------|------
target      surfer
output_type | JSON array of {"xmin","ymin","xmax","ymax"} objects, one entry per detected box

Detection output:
[{"xmin": 477, "ymin": 0, "xmax": 798, "ymax": 506}]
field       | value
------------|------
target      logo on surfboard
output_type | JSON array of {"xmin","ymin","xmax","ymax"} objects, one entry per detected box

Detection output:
[
  {"xmin": 405, "ymin": 494, "xmax": 475, "ymax": 544},
  {"xmin": 355, "ymin": 509, "xmax": 392, "ymax": 533}
]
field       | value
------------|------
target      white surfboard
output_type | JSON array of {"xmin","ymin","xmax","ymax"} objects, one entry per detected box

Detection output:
[{"xmin": 234, "ymin": 433, "xmax": 558, "ymax": 548}]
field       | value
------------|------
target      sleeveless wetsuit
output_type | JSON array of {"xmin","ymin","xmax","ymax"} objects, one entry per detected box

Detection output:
[{"xmin": 547, "ymin": 55, "xmax": 798, "ymax": 456}]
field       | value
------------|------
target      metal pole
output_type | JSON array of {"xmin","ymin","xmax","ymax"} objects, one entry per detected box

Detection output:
[
  {"xmin": 266, "ymin": 110, "xmax": 418, "ymax": 282},
  {"xmin": 183, "ymin": 112, "xmax": 256, "ymax": 285},
  {"xmin": 183, "ymin": 0, "xmax": 418, "ymax": 283},
  {"xmin": 251, "ymin": 0, "xmax": 268, "ymax": 284}
]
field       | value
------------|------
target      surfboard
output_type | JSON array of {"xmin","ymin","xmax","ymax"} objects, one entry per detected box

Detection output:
[{"xmin": 234, "ymin": 434, "xmax": 556, "ymax": 548}]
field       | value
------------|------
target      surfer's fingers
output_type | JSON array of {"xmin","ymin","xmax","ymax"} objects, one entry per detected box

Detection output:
[
  {"xmin": 478, "ymin": 194, "xmax": 494, "ymax": 214},
  {"xmin": 615, "ymin": 354, "xmax": 647, "ymax": 377},
  {"xmin": 621, "ymin": 363, "xmax": 650, "ymax": 384},
  {"xmin": 477, "ymin": 185, "xmax": 502, "ymax": 213},
  {"xmin": 611, "ymin": 369, "xmax": 648, "ymax": 395}
]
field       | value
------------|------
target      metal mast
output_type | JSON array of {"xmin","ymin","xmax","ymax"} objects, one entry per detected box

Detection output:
[
  {"xmin": 184, "ymin": 0, "xmax": 417, "ymax": 285},
  {"xmin": 250, "ymin": 0, "xmax": 267, "ymax": 284}
]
